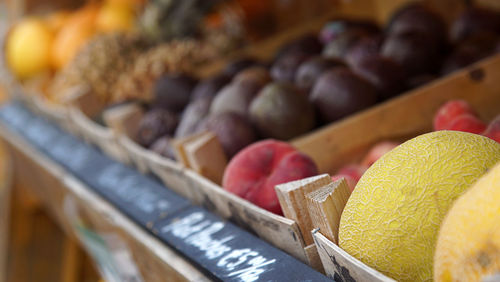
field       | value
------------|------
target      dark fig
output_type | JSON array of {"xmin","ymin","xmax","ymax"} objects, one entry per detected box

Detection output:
[
  {"xmin": 210, "ymin": 82, "xmax": 261, "ymax": 117},
  {"xmin": 387, "ymin": 3, "xmax": 447, "ymax": 49},
  {"xmin": 352, "ymin": 55, "xmax": 407, "ymax": 100},
  {"xmin": 319, "ymin": 19, "xmax": 380, "ymax": 45},
  {"xmin": 136, "ymin": 108, "xmax": 179, "ymax": 148},
  {"xmin": 441, "ymin": 32, "xmax": 499, "ymax": 75},
  {"xmin": 191, "ymin": 74, "xmax": 231, "ymax": 101},
  {"xmin": 197, "ymin": 112, "xmax": 257, "ymax": 158},
  {"xmin": 381, "ymin": 31, "xmax": 440, "ymax": 76},
  {"xmin": 175, "ymin": 96, "xmax": 212, "ymax": 138},
  {"xmin": 153, "ymin": 74, "xmax": 197, "ymax": 113},
  {"xmin": 310, "ymin": 68, "xmax": 377, "ymax": 123},
  {"xmin": 295, "ymin": 56, "xmax": 345, "ymax": 92},
  {"xmin": 249, "ymin": 82, "xmax": 316, "ymax": 140},
  {"xmin": 223, "ymin": 57, "xmax": 260, "ymax": 77},
  {"xmin": 344, "ymin": 35, "xmax": 383, "ymax": 67},
  {"xmin": 322, "ymin": 28, "xmax": 374, "ymax": 59},
  {"xmin": 450, "ymin": 7, "xmax": 500, "ymax": 43},
  {"xmin": 232, "ymin": 66, "xmax": 271, "ymax": 88},
  {"xmin": 271, "ymin": 52, "xmax": 311, "ymax": 83},
  {"xmin": 274, "ymin": 34, "xmax": 323, "ymax": 61}
]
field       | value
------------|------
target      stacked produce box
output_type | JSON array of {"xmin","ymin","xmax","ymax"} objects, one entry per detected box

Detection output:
[{"xmin": 2, "ymin": 0, "xmax": 500, "ymax": 281}]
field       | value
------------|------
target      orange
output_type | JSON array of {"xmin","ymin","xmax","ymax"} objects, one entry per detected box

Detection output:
[
  {"xmin": 51, "ymin": 4, "xmax": 100, "ymax": 70},
  {"xmin": 6, "ymin": 18, "xmax": 53, "ymax": 79},
  {"xmin": 45, "ymin": 11, "xmax": 71, "ymax": 33},
  {"xmin": 96, "ymin": 1, "xmax": 135, "ymax": 32}
]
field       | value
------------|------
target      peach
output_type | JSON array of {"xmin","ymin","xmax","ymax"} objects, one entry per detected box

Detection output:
[
  {"xmin": 361, "ymin": 141, "xmax": 400, "ymax": 167},
  {"xmin": 332, "ymin": 164, "xmax": 367, "ymax": 191},
  {"xmin": 433, "ymin": 100, "xmax": 476, "ymax": 131},
  {"xmin": 222, "ymin": 140, "xmax": 318, "ymax": 215},
  {"xmin": 448, "ymin": 114, "xmax": 486, "ymax": 134},
  {"xmin": 483, "ymin": 115, "xmax": 500, "ymax": 143}
]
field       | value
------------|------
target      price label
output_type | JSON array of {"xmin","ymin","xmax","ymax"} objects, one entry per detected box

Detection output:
[{"xmin": 155, "ymin": 207, "xmax": 329, "ymax": 282}]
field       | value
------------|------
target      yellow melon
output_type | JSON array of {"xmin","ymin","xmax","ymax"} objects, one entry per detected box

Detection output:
[
  {"xmin": 434, "ymin": 161, "xmax": 500, "ymax": 281},
  {"xmin": 338, "ymin": 131, "xmax": 500, "ymax": 282}
]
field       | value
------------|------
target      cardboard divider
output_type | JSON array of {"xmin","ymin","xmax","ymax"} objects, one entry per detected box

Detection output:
[
  {"xmin": 281, "ymin": 173, "xmax": 392, "ymax": 280},
  {"xmin": 313, "ymin": 230, "xmax": 395, "ymax": 281},
  {"xmin": 181, "ymin": 132, "xmax": 228, "ymax": 185},
  {"xmin": 66, "ymin": 90, "xmax": 129, "ymax": 164}
]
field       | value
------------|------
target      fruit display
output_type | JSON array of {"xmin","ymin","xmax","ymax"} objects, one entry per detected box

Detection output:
[
  {"xmin": 128, "ymin": 2, "xmax": 500, "ymax": 171},
  {"xmin": 110, "ymin": 8, "xmax": 500, "ymax": 269}
]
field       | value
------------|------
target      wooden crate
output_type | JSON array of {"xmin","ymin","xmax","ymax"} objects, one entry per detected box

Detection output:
[
  {"xmin": 292, "ymin": 54, "xmax": 500, "ymax": 173},
  {"xmin": 99, "ymin": 55, "xmax": 500, "ymax": 270}
]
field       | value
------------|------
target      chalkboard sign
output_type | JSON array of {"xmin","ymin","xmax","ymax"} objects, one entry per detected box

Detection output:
[
  {"xmin": 155, "ymin": 206, "xmax": 330, "ymax": 282},
  {"xmin": 0, "ymin": 102, "xmax": 31, "ymax": 129},
  {"xmin": 0, "ymin": 102, "xmax": 331, "ymax": 281},
  {"xmin": 0, "ymin": 101, "xmax": 190, "ymax": 227}
]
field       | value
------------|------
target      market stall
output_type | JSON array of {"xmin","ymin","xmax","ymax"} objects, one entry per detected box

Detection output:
[{"xmin": 2, "ymin": 0, "xmax": 500, "ymax": 281}]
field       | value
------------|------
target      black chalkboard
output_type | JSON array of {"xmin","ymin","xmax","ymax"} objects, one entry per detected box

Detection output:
[
  {"xmin": 0, "ymin": 101, "xmax": 331, "ymax": 281},
  {"xmin": 154, "ymin": 206, "xmax": 330, "ymax": 282},
  {"xmin": 0, "ymin": 102, "xmax": 190, "ymax": 227}
]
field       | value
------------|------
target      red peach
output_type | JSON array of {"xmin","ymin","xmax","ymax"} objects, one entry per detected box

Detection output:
[
  {"xmin": 337, "ymin": 164, "xmax": 367, "ymax": 182},
  {"xmin": 222, "ymin": 140, "xmax": 318, "ymax": 215},
  {"xmin": 361, "ymin": 141, "xmax": 400, "ymax": 167},
  {"xmin": 433, "ymin": 100, "xmax": 476, "ymax": 131},
  {"xmin": 332, "ymin": 164, "xmax": 367, "ymax": 191},
  {"xmin": 447, "ymin": 114, "xmax": 487, "ymax": 134},
  {"xmin": 483, "ymin": 115, "xmax": 500, "ymax": 143}
]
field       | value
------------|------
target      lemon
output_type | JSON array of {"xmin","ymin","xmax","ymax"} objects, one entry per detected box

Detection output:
[
  {"xmin": 6, "ymin": 18, "xmax": 53, "ymax": 79},
  {"xmin": 338, "ymin": 131, "xmax": 500, "ymax": 281},
  {"xmin": 435, "ymin": 161, "xmax": 500, "ymax": 281}
]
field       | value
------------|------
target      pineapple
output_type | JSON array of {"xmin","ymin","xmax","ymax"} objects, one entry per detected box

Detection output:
[
  {"xmin": 111, "ymin": 39, "xmax": 220, "ymax": 103},
  {"xmin": 49, "ymin": 32, "xmax": 149, "ymax": 104}
]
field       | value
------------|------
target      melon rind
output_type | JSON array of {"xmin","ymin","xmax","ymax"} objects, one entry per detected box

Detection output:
[{"xmin": 434, "ymin": 161, "xmax": 500, "ymax": 281}]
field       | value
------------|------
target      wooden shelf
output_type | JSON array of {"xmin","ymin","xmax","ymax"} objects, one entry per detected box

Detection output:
[{"xmin": 0, "ymin": 101, "xmax": 329, "ymax": 281}]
